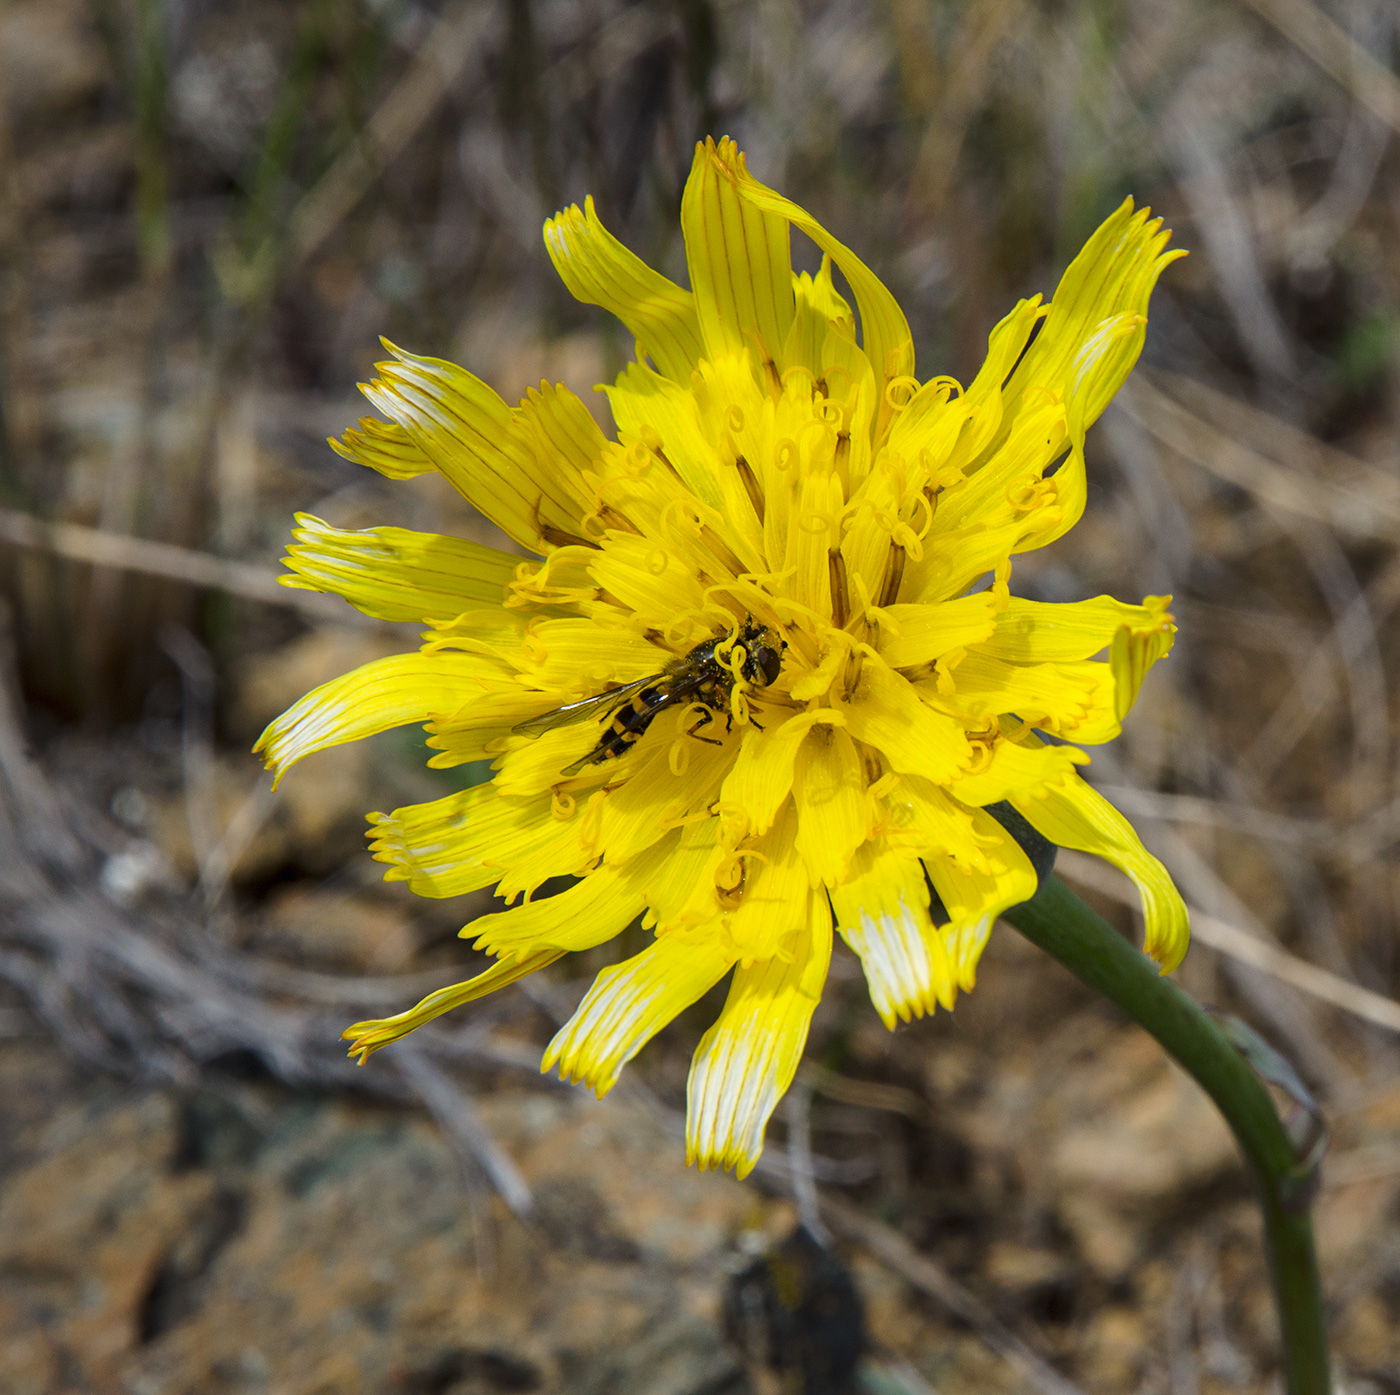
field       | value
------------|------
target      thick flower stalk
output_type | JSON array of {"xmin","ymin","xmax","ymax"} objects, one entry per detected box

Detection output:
[{"xmin": 257, "ymin": 137, "xmax": 1188, "ymax": 1177}]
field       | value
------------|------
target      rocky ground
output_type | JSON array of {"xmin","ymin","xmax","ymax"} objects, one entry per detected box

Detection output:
[{"xmin": 3, "ymin": 913, "xmax": 1399, "ymax": 1395}]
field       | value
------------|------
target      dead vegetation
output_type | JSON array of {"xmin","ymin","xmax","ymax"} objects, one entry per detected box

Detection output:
[{"xmin": 0, "ymin": 1, "xmax": 1399, "ymax": 1393}]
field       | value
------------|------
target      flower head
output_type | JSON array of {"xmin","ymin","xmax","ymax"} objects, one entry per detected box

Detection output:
[{"xmin": 258, "ymin": 138, "xmax": 1188, "ymax": 1177}]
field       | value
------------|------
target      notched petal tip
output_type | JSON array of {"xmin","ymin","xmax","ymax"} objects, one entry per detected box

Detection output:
[
  {"xmin": 342, "ymin": 950, "xmax": 564, "ymax": 1063},
  {"xmin": 539, "ymin": 1042, "xmax": 620, "ymax": 1099}
]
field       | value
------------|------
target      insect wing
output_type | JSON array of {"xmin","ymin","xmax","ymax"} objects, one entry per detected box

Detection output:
[
  {"xmin": 511, "ymin": 673, "xmax": 662, "ymax": 737},
  {"xmin": 646, "ymin": 668, "xmax": 712, "ymax": 713},
  {"xmin": 556, "ymin": 671, "xmax": 713, "ymax": 776}
]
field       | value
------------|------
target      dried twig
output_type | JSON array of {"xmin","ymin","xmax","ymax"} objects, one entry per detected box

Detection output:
[
  {"xmin": 0, "ymin": 638, "xmax": 543, "ymax": 1220},
  {"xmin": 820, "ymin": 1194, "xmax": 1089, "ymax": 1395},
  {"xmin": 1055, "ymin": 849, "xmax": 1400, "ymax": 1035},
  {"xmin": 395, "ymin": 1046, "xmax": 534, "ymax": 1218},
  {"xmin": 783, "ymin": 1079, "xmax": 830, "ymax": 1245}
]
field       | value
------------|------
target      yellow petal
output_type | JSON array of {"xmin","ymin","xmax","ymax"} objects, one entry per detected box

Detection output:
[
  {"xmin": 342, "ymin": 948, "xmax": 563, "ymax": 1062},
  {"xmin": 1109, "ymin": 608, "xmax": 1177, "ymax": 722},
  {"xmin": 368, "ymin": 786, "xmax": 588, "ymax": 901},
  {"xmin": 1010, "ymin": 775, "xmax": 1190, "ymax": 972},
  {"xmin": 279, "ymin": 513, "xmax": 521, "ymax": 622},
  {"xmin": 515, "ymin": 379, "xmax": 610, "ymax": 479},
  {"xmin": 924, "ymin": 651, "xmax": 1108, "ymax": 734},
  {"xmin": 781, "ymin": 467, "xmax": 843, "ymax": 616},
  {"xmin": 591, "ymin": 714, "xmax": 739, "ymax": 863},
  {"xmin": 424, "ymin": 685, "xmax": 557, "ymax": 769},
  {"xmin": 817, "ymin": 321, "xmax": 878, "ymax": 492},
  {"xmin": 254, "ymin": 652, "xmax": 490, "ymax": 785},
  {"xmin": 982, "ymin": 594, "xmax": 1174, "ymax": 663},
  {"xmin": 718, "ymin": 803, "xmax": 812, "ymax": 962},
  {"xmin": 792, "ymin": 724, "xmax": 867, "ymax": 885},
  {"xmin": 977, "ymin": 603, "xmax": 1177, "ymax": 746},
  {"xmin": 543, "ymin": 930, "xmax": 734, "ymax": 1096},
  {"xmin": 878, "ymin": 593, "xmax": 998, "ymax": 670},
  {"xmin": 838, "ymin": 462, "xmax": 906, "ymax": 604},
  {"xmin": 686, "ymin": 353, "xmax": 774, "ymax": 565},
  {"xmin": 489, "ymin": 725, "xmax": 606, "ymax": 798},
  {"xmin": 926, "ymin": 807, "xmax": 1038, "ymax": 924},
  {"xmin": 421, "ymin": 606, "xmax": 532, "ymax": 659},
  {"xmin": 835, "ymin": 652, "xmax": 972, "ymax": 784},
  {"xmin": 946, "ymin": 733, "xmax": 1088, "ymax": 807},
  {"xmin": 721, "ymin": 709, "xmax": 846, "ymax": 839},
  {"xmin": 925, "ymin": 806, "xmax": 1039, "ymax": 992},
  {"xmin": 586, "ymin": 532, "xmax": 707, "ymax": 627},
  {"xmin": 782, "ymin": 257, "xmax": 853, "ymax": 372},
  {"xmin": 898, "ymin": 514, "xmax": 1028, "ymax": 608},
  {"xmin": 883, "ymin": 381, "xmax": 974, "ymax": 485},
  {"xmin": 681, "ymin": 137, "xmax": 795, "ymax": 370},
  {"xmin": 330, "ymin": 415, "xmax": 436, "ymax": 480},
  {"xmin": 923, "ymin": 394, "xmax": 1066, "ymax": 537},
  {"xmin": 515, "ymin": 617, "xmax": 671, "ymax": 692},
  {"xmin": 1049, "ymin": 657, "xmax": 1175, "ymax": 749},
  {"xmin": 543, "ymin": 196, "xmax": 704, "ymax": 382},
  {"xmin": 725, "ymin": 145, "xmax": 915, "ymax": 426},
  {"xmin": 886, "ymin": 295, "xmax": 1043, "ymax": 494},
  {"xmin": 896, "ymin": 205, "xmax": 1182, "ymax": 584},
  {"xmin": 879, "ymin": 774, "xmax": 990, "ymax": 870},
  {"xmin": 638, "ymin": 817, "xmax": 727, "ymax": 931},
  {"xmin": 686, "ymin": 891, "xmax": 832, "ymax": 1178},
  {"xmin": 362, "ymin": 342, "xmax": 594, "ymax": 553},
  {"xmin": 606, "ymin": 361, "xmax": 724, "ymax": 504},
  {"xmin": 468, "ymin": 862, "xmax": 645, "ymax": 957},
  {"xmin": 831, "ymin": 842, "xmax": 954, "ymax": 1026},
  {"xmin": 992, "ymin": 200, "xmax": 1183, "ymax": 461}
]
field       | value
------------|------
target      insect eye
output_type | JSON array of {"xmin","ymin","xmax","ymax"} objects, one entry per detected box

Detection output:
[{"xmin": 750, "ymin": 645, "xmax": 782, "ymax": 686}]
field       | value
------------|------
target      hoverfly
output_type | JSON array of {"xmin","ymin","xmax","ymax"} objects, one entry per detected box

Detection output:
[{"xmin": 512, "ymin": 618, "xmax": 785, "ymax": 776}]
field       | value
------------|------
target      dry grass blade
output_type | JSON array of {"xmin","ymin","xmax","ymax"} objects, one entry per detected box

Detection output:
[
  {"xmin": 1092, "ymin": 784, "xmax": 1328, "ymax": 847},
  {"xmin": 1174, "ymin": 122, "xmax": 1301, "ymax": 389},
  {"xmin": 0, "ymin": 508, "xmax": 368, "ymax": 622},
  {"xmin": 1239, "ymin": 0, "xmax": 1400, "ymax": 134},
  {"xmin": 1055, "ymin": 850, "xmax": 1400, "ymax": 1035},
  {"xmin": 289, "ymin": 2, "xmax": 496, "ymax": 265},
  {"xmin": 803, "ymin": 1061, "xmax": 927, "ymax": 1119},
  {"xmin": 1192, "ymin": 913, "xmax": 1400, "ymax": 1034},
  {"xmin": 1147, "ymin": 368, "xmax": 1400, "ymax": 508},
  {"xmin": 1119, "ymin": 379, "xmax": 1400, "ymax": 539}
]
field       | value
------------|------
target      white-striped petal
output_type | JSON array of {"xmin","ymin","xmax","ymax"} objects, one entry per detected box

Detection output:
[
  {"xmin": 685, "ymin": 893, "xmax": 832, "ymax": 1178},
  {"xmin": 543, "ymin": 934, "xmax": 733, "ymax": 1096},
  {"xmin": 831, "ymin": 844, "xmax": 955, "ymax": 1027}
]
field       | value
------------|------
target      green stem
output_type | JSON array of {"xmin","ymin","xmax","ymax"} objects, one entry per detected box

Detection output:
[{"xmin": 1004, "ymin": 876, "xmax": 1329, "ymax": 1395}]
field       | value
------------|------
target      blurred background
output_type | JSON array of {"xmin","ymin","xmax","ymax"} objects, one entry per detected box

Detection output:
[{"xmin": 1, "ymin": 0, "xmax": 1399, "ymax": 1391}]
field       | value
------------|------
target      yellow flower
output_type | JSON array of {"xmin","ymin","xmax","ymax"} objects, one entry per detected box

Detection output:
[{"xmin": 257, "ymin": 138, "xmax": 1188, "ymax": 1178}]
